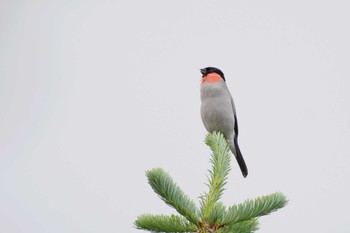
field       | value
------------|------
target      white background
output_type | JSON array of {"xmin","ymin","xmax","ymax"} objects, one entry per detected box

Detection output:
[{"xmin": 1, "ymin": 1, "xmax": 350, "ymax": 232}]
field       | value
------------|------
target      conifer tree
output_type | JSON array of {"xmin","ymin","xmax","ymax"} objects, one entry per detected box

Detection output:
[{"xmin": 134, "ymin": 132, "xmax": 288, "ymax": 233}]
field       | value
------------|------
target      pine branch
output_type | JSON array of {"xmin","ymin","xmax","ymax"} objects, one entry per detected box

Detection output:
[
  {"xmin": 146, "ymin": 168, "xmax": 199, "ymax": 224},
  {"xmin": 134, "ymin": 214, "xmax": 196, "ymax": 232},
  {"xmin": 218, "ymin": 219, "xmax": 259, "ymax": 233},
  {"xmin": 200, "ymin": 132, "xmax": 231, "ymax": 224},
  {"xmin": 135, "ymin": 132, "xmax": 288, "ymax": 233},
  {"xmin": 206, "ymin": 202, "xmax": 226, "ymax": 225},
  {"xmin": 222, "ymin": 192, "xmax": 288, "ymax": 225}
]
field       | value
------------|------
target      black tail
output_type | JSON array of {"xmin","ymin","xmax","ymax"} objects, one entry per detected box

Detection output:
[{"xmin": 234, "ymin": 136, "xmax": 248, "ymax": 178}]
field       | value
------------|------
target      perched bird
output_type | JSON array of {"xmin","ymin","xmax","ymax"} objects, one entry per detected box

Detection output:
[{"xmin": 200, "ymin": 67, "xmax": 248, "ymax": 178}]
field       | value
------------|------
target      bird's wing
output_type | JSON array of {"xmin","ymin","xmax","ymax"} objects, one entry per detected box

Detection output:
[{"xmin": 230, "ymin": 96, "xmax": 239, "ymax": 136}]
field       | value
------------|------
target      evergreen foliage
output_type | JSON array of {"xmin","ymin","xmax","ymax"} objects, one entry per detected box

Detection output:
[
  {"xmin": 134, "ymin": 132, "xmax": 288, "ymax": 233},
  {"xmin": 201, "ymin": 133, "xmax": 231, "ymax": 224},
  {"xmin": 135, "ymin": 214, "xmax": 196, "ymax": 232},
  {"xmin": 146, "ymin": 168, "xmax": 199, "ymax": 224}
]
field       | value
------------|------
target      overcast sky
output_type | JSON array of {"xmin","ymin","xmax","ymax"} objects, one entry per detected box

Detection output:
[{"xmin": 1, "ymin": 1, "xmax": 350, "ymax": 233}]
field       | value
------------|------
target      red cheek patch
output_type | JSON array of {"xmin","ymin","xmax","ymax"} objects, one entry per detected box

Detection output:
[{"xmin": 201, "ymin": 73, "xmax": 223, "ymax": 84}]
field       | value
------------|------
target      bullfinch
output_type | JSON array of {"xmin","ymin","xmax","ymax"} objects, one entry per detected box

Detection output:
[{"xmin": 200, "ymin": 67, "xmax": 248, "ymax": 178}]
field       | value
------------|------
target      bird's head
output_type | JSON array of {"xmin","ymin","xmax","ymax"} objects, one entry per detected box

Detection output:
[{"xmin": 200, "ymin": 67, "xmax": 226, "ymax": 83}]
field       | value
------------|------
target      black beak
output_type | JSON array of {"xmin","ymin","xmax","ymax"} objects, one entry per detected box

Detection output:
[{"xmin": 200, "ymin": 68, "xmax": 206, "ymax": 75}]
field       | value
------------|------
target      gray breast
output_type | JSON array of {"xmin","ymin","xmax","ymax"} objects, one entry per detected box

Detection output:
[{"xmin": 200, "ymin": 83, "xmax": 235, "ymax": 139}]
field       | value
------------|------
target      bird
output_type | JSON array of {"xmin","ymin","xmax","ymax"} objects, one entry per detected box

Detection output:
[{"xmin": 200, "ymin": 67, "xmax": 248, "ymax": 178}]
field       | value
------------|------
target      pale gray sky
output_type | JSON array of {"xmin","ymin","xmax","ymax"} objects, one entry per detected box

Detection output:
[{"xmin": 1, "ymin": 1, "xmax": 350, "ymax": 232}]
